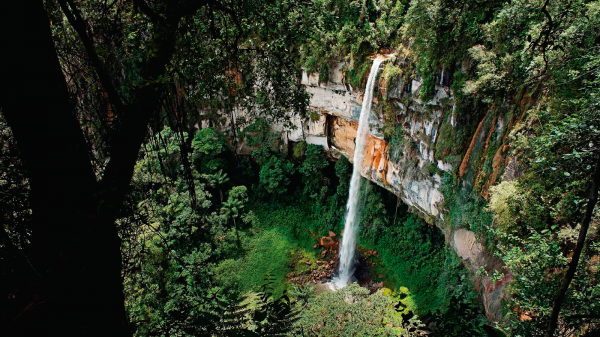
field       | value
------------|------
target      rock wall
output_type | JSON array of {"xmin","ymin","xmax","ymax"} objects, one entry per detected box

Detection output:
[
  {"xmin": 288, "ymin": 61, "xmax": 511, "ymax": 322},
  {"xmin": 295, "ymin": 62, "xmax": 450, "ymax": 220}
]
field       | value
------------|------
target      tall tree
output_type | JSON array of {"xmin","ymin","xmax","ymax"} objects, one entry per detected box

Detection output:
[
  {"xmin": 0, "ymin": 0, "xmax": 310, "ymax": 335},
  {"xmin": 0, "ymin": 1, "xmax": 128, "ymax": 336}
]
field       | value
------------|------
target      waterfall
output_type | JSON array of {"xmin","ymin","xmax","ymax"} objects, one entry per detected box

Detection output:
[{"xmin": 333, "ymin": 57, "xmax": 384, "ymax": 288}]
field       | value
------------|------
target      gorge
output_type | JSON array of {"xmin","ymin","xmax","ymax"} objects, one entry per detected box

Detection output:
[{"xmin": 1, "ymin": 1, "xmax": 599, "ymax": 336}]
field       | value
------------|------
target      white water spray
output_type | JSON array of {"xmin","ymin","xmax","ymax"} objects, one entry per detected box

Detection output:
[{"xmin": 332, "ymin": 57, "xmax": 385, "ymax": 288}]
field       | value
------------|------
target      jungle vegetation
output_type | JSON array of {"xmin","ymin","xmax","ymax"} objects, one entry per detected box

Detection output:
[{"xmin": 1, "ymin": 0, "xmax": 599, "ymax": 336}]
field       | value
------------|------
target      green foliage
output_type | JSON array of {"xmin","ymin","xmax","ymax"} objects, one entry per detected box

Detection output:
[
  {"xmin": 202, "ymin": 169, "xmax": 230, "ymax": 203},
  {"xmin": 222, "ymin": 186, "xmax": 250, "ymax": 220},
  {"xmin": 487, "ymin": 181, "xmax": 527, "ymax": 233},
  {"xmin": 335, "ymin": 155, "xmax": 351, "ymax": 197},
  {"xmin": 383, "ymin": 62, "xmax": 403, "ymax": 95},
  {"xmin": 221, "ymin": 185, "xmax": 255, "ymax": 246},
  {"xmin": 216, "ymin": 200, "xmax": 327, "ymax": 301},
  {"xmin": 387, "ymin": 125, "xmax": 406, "ymax": 162},
  {"xmin": 0, "ymin": 116, "xmax": 31, "ymax": 249},
  {"xmin": 259, "ymin": 155, "xmax": 295, "ymax": 196},
  {"xmin": 125, "ymin": 124, "xmax": 291, "ymax": 336},
  {"xmin": 318, "ymin": 63, "xmax": 330, "ymax": 84},
  {"xmin": 486, "ymin": 43, "xmax": 600, "ymax": 333},
  {"xmin": 498, "ymin": 231, "xmax": 600, "ymax": 336},
  {"xmin": 123, "ymin": 177, "xmax": 239, "ymax": 335},
  {"xmin": 309, "ymin": 110, "xmax": 321, "ymax": 121},
  {"xmin": 419, "ymin": 73, "xmax": 436, "ymax": 100},
  {"xmin": 251, "ymin": 275, "xmax": 301, "ymax": 335},
  {"xmin": 402, "ymin": 0, "xmax": 504, "ymax": 93},
  {"xmin": 426, "ymin": 162, "xmax": 438, "ymax": 176},
  {"xmin": 215, "ymin": 228, "xmax": 293, "ymax": 299},
  {"xmin": 434, "ymin": 110, "xmax": 464, "ymax": 162},
  {"xmin": 301, "ymin": 0, "xmax": 405, "ymax": 87},
  {"xmin": 348, "ymin": 58, "xmax": 373, "ymax": 89},
  {"xmin": 294, "ymin": 283, "xmax": 423, "ymax": 336},
  {"xmin": 299, "ymin": 144, "xmax": 329, "ymax": 196},
  {"xmin": 487, "ymin": 104, "xmax": 600, "ymax": 336},
  {"xmin": 245, "ymin": 119, "xmax": 281, "ymax": 165},
  {"xmin": 359, "ymin": 183, "xmax": 390, "ymax": 235},
  {"xmin": 360, "ymin": 211, "xmax": 445, "ymax": 313},
  {"xmin": 359, "ymin": 182, "xmax": 483, "ymax": 320},
  {"xmin": 428, "ymin": 248, "xmax": 487, "ymax": 336},
  {"xmin": 308, "ymin": 154, "xmax": 352, "ymax": 235},
  {"xmin": 137, "ymin": 126, "xmax": 187, "ymax": 182},
  {"xmin": 292, "ymin": 141, "xmax": 307, "ymax": 160},
  {"xmin": 440, "ymin": 173, "xmax": 494, "ymax": 237},
  {"xmin": 251, "ymin": 201, "xmax": 319, "ymax": 248},
  {"xmin": 191, "ymin": 127, "xmax": 227, "ymax": 174}
]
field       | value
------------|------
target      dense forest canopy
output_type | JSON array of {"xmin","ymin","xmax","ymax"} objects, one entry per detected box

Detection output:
[{"xmin": 0, "ymin": 0, "xmax": 599, "ymax": 336}]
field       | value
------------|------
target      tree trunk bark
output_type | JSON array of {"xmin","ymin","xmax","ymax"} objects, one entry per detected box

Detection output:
[
  {"xmin": 546, "ymin": 156, "xmax": 600, "ymax": 337},
  {"xmin": 0, "ymin": 1, "xmax": 128, "ymax": 336},
  {"xmin": 1, "ymin": 1, "xmax": 209, "ymax": 335}
]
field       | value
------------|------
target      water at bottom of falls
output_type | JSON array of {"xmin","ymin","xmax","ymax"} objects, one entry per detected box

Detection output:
[{"xmin": 332, "ymin": 56, "xmax": 386, "ymax": 289}]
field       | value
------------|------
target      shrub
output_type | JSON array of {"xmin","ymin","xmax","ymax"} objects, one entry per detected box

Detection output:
[
  {"xmin": 191, "ymin": 127, "xmax": 228, "ymax": 174},
  {"xmin": 299, "ymin": 144, "xmax": 328, "ymax": 196},
  {"xmin": 292, "ymin": 141, "xmax": 307, "ymax": 160},
  {"xmin": 294, "ymin": 283, "xmax": 424, "ymax": 336},
  {"xmin": 259, "ymin": 155, "xmax": 295, "ymax": 195}
]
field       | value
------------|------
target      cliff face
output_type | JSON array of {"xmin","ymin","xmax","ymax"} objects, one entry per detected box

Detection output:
[
  {"xmin": 292, "ymin": 62, "xmax": 449, "ymax": 219},
  {"xmin": 284, "ymin": 61, "xmax": 512, "ymax": 322}
]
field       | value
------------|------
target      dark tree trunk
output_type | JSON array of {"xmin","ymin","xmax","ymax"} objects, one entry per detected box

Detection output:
[
  {"xmin": 0, "ymin": 1, "xmax": 128, "ymax": 336},
  {"xmin": 1, "ymin": 0, "xmax": 210, "ymax": 335},
  {"xmin": 546, "ymin": 156, "xmax": 600, "ymax": 337}
]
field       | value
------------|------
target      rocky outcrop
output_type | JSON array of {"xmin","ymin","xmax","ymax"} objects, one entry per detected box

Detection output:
[
  {"xmin": 450, "ymin": 229, "xmax": 511, "ymax": 322},
  {"xmin": 296, "ymin": 62, "xmax": 451, "ymax": 220}
]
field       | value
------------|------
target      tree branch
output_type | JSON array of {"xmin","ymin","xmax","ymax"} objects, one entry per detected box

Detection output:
[
  {"xmin": 98, "ymin": 0, "xmax": 210, "ymax": 216},
  {"xmin": 57, "ymin": 0, "xmax": 125, "ymax": 113},
  {"xmin": 133, "ymin": 0, "xmax": 162, "ymax": 23},
  {"xmin": 546, "ymin": 155, "xmax": 600, "ymax": 336}
]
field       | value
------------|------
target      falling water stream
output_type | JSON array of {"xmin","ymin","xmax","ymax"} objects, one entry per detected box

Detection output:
[{"xmin": 332, "ymin": 56, "xmax": 385, "ymax": 288}]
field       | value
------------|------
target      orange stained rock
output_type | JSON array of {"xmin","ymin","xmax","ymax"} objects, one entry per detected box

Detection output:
[{"xmin": 460, "ymin": 105, "xmax": 494, "ymax": 177}]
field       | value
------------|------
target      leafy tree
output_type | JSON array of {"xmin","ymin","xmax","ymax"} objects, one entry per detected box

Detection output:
[
  {"xmin": 244, "ymin": 119, "xmax": 282, "ymax": 166},
  {"xmin": 0, "ymin": 0, "xmax": 312, "ymax": 334},
  {"xmin": 0, "ymin": 116, "xmax": 31, "ymax": 250},
  {"xmin": 299, "ymin": 144, "xmax": 329, "ymax": 196},
  {"xmin": 137, "ymin": 126, "xmax": 187, "ymax": 183},
  {"xmin": 192, "ymin": 127, "xmax": 228, "ymax": 174},
  {"xmin": 250, "ymin": 275, "xmax": 301, "ymax": 336},
  {"xmin": 259, "ymin": 156, "xmax": 295, "ymax": 196},
  {"xmin": 204, "ymin": 169, "xmax": 230, "ymax": 204},
  {"xmin": 301, "ymin": 0, "xmax": 406, "ymax": 86},
  {"xmin": 360, "ymin": 182, "xmax": 391, "ymax": 236},
  {"xmin": 292, "ymin": 141, "xmax": 307, "ymax": 161},
  {"xmin": 221, "ymin": 186, "xmax": 255, "ymax": 248},
  {"xmin": 124, "ymin": 181, "xmax": 236, "ymax": 336},
  {"xmin": 335, "ymin": 154, "xmax": 352, "ymax": 200}
]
